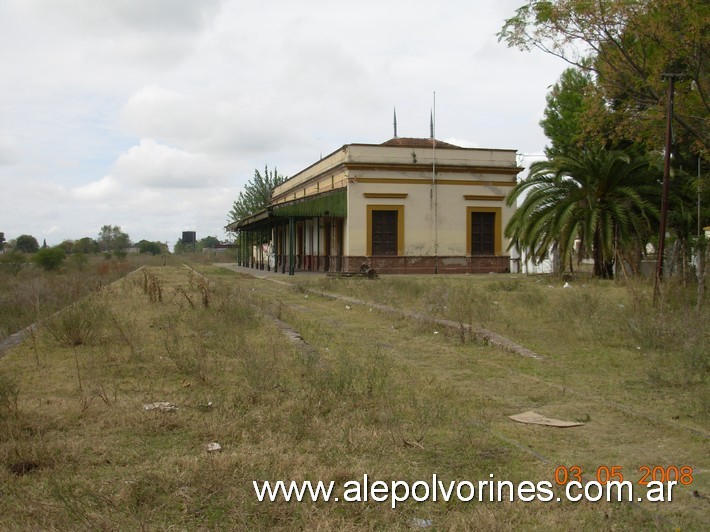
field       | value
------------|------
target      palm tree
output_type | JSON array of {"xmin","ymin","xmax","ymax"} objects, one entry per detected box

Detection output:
[{"xmin": 506, "ymin": 147, "xmax": 659, "ymax": 278}]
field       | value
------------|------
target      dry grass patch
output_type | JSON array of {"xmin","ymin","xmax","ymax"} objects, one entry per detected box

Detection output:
[
  {"xmin": 298, "ymin": 273, "xmax": 708, "ymax": 425},
  {"xmin": 0, "ymin": 264, "xmax": 707, "ymax": 529}
]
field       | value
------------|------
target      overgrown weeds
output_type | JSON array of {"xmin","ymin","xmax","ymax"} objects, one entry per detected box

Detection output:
[
  {"xmin": 0, "ymin": 266, "xmax": 707, "ymax": 530},
  {"xmin": 420, "ymin": 283, "xmax": 498, "ymax": 342},
  {"xmin": 107, "ymin": 311, "xmax": 141, "ymax": 359},
  {"xmin": 0, "ymin": 255, "xmax": 152, "ymax": 342},
  {"xmin": 297, "ymin": 272, "xmax": 708, "ymax": 414},
  {"xmin": 626, "ymin": 281, "xmax": 709, "ymax": 386},
  {"xmin": 162, "ymin": 327, "xmax": 211, "ymax": 383},
  {"xmin": 0, "ymin": 371, "xmax": 19, "ymax": 418},
  {"xmin": 142, "ymin": 270, "xmax": 163, "ymax": 302},
  {"xmin": 43, "ymin": 297, "xmax": 107, "ymax": 347}
]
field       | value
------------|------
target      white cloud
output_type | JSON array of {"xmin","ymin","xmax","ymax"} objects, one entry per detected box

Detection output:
[
  {"xmin": 120, "ymin": 86, "xmax": 202, "ymax": 143},
  {"xmin": 111, "ymin": 138, "xmax": 229, "ymax": 189},
  {"xmin": 120, "ymin": 84, "xmax": 308, "ymax": 158},
  {"xmin": 94, "ymin": 0, "xmax": 222, "ymax": 33},
  {"xmin": 0, "ymin": 131, "xmax": 18, "ymax": 165},
  {"xmin": 71, "ymin": 176, "xmax": 122, "ymax": 202}
]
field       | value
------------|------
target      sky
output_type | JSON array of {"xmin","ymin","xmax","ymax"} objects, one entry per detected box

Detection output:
[{"xmin": 0, "ymin": 0, "xmax": 568, "ymax": 249}]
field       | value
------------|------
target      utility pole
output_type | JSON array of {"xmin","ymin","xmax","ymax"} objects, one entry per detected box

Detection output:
[
  {"xmin": 654, "ymin": 73, "xmax": 682, "ymax": 303},
  {"xmin": 432, "ymin": 92, "xmax": 438, "ymax": 274}
]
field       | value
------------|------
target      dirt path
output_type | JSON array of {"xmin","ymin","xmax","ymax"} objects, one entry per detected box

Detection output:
[{"xmin": 0, "ymin": 324, "xmax": 37, "ymax": 360}]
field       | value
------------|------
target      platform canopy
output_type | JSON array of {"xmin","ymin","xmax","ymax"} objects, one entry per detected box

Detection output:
[{"xmin": 226, "ymin": 188, "xmax": 346, "ymax": 232}]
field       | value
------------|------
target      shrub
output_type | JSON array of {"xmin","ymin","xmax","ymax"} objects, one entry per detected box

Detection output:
[
  {"xmin": 34, "ymin": 247, "xmax": 66, "ymax": 271},
  {"xmin": 0, "ymin": 250, "xmax": 25, "ymax": 275},
  {"xmin": 43, "ymin": 297, "xmax": 106, "ymax": 346},
  {"xmin": 70, "ymin": 252, "xmax": 88, "ymax": 271}
]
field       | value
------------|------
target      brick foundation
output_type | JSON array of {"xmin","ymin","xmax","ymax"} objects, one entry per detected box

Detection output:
[
  {"xmin": 343, "ymin": 256, "xmax": 510, "ymax": 274},
  {"xmin": 264, "ymin": 254, "xmax": 511, "ymax": 274}
]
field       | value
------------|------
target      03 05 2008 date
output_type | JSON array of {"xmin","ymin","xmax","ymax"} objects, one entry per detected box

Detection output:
[{"xmin": 554, "ymin": 465, "xmax": 694, "ymax": 486}]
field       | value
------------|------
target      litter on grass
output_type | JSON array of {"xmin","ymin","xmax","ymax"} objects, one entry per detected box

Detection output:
[
  {"xmin": 509, "ymin": 410, "xmax": 583, "ymax": 428},
  {"xmin": 143, "ymin": 402, "xmax": 178, "ymax": 412}
]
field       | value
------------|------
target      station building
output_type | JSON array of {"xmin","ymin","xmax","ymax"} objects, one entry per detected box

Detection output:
[{"xmin": 227, "ymin": 137, "xmax": 522, "ymax": 274}]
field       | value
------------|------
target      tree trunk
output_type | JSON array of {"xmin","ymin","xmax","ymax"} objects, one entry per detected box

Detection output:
[{"xmin": 592, "ymin": 231, "xmax": 612, "ymax": 278}]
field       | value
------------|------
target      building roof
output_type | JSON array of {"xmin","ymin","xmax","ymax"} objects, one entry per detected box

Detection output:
[{"xmin": 380, "ymin": 137, "xmax": 462, "ymax": 149}]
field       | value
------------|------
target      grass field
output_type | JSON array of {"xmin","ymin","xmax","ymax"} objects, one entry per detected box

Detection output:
[
  {"xmin": 0, "ymin": 263, "xmax": 707, "ymax": 530},
  {"xmin": 0, "ymin": 254, "xmax": 181, "ymax": 343}
]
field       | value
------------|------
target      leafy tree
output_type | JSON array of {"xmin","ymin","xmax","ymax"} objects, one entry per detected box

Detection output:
[
  {"xmin": 98, "ymin": 225, "xmax": 130, "ymax": 253},
  {"xmin": 174, "ymin": 238, "xmax": 200, "ymax": 254},
  {"xmin": 15, "ymin": 234, "xmax": 39, "ymax": 253},
  {"xmin": 72, "ymin": 237, "xmax": 99, "ymax": 254},
  {"xmin": 200, "ymin": 236, "xmax": 220, "ymax": 249},
  {"xmin": 34, "ymin": 246, "xmax": 66, "ymax": 271},
  {"xmin": 499, "ymin": 0, "xmax": 709, "ymax": 158},
  {"xmin": 0, "ymin": 232, "xmax": 5, "ymax": 252},
  {"xmin": 58, "ymin": 240, "xmax": 75, "ymax": 254},
  {"xmin": 173, "ymin": 238, "xmax": 187, "ymax": 254},
  {"xmin": 540, "ymin": 67, "xmax": 593, "ymax": 157},
  {"xmin": 506, "ymin": 147, "xmax": 659, "ymax": 277},
  {"xmin": 228, "ymin": 166, "xmax": 286, "ymax": 223},
  {"xmin": 174, "ymin": 236, "xmax": 220, "ymax": 253},
  {"xmin": 137, "ymin": 240, "xmax": 163, "ymax": 255}
]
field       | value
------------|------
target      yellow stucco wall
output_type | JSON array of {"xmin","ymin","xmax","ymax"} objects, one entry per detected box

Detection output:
[
  {"xmin": 347, "ymin": 177, "xmax": 515, "ymax": 257},
  {"xmin": 272, "ymin": 142, "xmax": 520, "ymax": 258}
]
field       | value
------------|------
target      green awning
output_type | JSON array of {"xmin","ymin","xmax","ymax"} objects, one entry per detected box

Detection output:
[
  {"xmin": 272, "ymin": 188, "xmax": 346, "ymax": 218},
  {"xmin": 227, "ymin": 188, "xmax": 347, "ymax": 232}
]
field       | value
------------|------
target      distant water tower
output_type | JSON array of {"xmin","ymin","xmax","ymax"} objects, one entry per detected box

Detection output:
[{"xmin": 182, "ymin": 231, "xmax": 197, "ymax": 253}]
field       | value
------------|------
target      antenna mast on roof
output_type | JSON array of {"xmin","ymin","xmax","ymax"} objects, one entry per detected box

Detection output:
[{"xmin": 393, "ymin": 107, "xmax": 398, "ymax": 138}]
